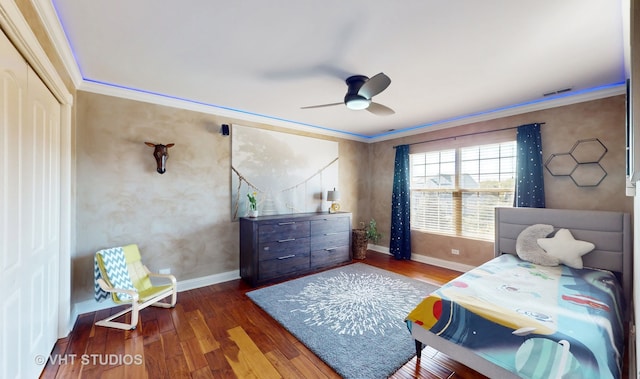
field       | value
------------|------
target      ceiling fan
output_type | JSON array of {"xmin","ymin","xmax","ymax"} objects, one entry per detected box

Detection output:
[{"xmin": 301, "ymin": 72, "xmax": 395, "ymax": 116}]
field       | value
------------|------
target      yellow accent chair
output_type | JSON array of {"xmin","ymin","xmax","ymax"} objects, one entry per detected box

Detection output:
[{"xmin": 94, "ymin": 244, "xmax": 177, "ymax": 330}]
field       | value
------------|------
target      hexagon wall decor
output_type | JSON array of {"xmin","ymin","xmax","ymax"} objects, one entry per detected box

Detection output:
[
  {"xmin": 544, "ymin": 138, "xmax": 608, "ymax": 187},
  {"xmin": 570, "ymin": 138, "xmax": 607, "ymax": 163},
  {"xmin": 569, "ymin": 163, "xmax": 607, "ymax": 187},
  {"xmin": 545, "ymin": 153, "xmax": 578, "ymax": 176}
]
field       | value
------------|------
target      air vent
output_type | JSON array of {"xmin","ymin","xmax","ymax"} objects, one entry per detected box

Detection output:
[{"xmin": 543, "ymin": 88, "xmax": 572, "ymax": 97}]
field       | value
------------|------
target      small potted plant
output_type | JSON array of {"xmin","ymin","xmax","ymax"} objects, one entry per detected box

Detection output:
[
  {"xmin": 247, "ymin": 192, "xmax": 258, "ymax": 217},
  {"xmin": 352, "ymin": 219, "xmax": 382, "ymax": 259},
  {"xmin": 365, "ymin": 219, "xmax": 382, "ymax": 244}
]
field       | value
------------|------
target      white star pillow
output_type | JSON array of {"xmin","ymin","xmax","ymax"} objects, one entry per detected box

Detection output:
[{"xmin": 537, "ymin": 229, "xmax": 595, "ymax": 269}]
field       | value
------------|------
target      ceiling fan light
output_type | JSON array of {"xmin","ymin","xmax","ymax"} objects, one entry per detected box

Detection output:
[{"xmin": 346, "ymin": 97, "xmax": 371, "ymax": 110}]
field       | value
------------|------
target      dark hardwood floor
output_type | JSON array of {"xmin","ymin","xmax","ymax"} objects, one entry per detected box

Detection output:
[{"xmin": 40, "ymin": 251, "xmax": 627, "ymax": 378}]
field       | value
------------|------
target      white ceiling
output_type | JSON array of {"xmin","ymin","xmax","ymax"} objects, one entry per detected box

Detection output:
[{"xmin": 47, "ymin": 0, "xmax": 628, "ymax": 142}]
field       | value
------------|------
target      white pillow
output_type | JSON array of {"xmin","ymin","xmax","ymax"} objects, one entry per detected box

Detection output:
[
  {"xmin": 537, "ymin": 228, "xmax": 595, "ymax": 269},
  {"xmin": 515, "ymin": 224, "xmax": 559, "ymax": 266}
]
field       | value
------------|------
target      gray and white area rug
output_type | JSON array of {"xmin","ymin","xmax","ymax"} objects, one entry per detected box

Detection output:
[{"xmin": 246, "ymin": 263, "xmax": 439, "ymax": 379}]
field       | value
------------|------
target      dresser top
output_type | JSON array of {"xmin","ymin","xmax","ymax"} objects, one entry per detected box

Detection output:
[{"xmin": 239, "ymin": 211, "xmax": 350, "ymax": 222}]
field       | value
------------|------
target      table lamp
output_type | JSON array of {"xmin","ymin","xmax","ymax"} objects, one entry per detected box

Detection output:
[{"xmin": 327, "ymin": 188, "xmax": 341, "ymax": 213}]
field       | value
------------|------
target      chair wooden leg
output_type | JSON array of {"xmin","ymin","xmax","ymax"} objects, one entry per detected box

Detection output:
[
  {"xmin": 150, "ymin": 288, "xmax": 177, "ymax": 308},
  {"xmin": 95, "ymin": 287, "xmax": 176, "ymax": 330},
  {"xmin": 151, "ymin": 302, "xmax": 174, "ymax": 309},
  {"xmin": 130, "ymin": 300, "xmax": 139, "ymax": 328},
  {"xmin": 95, "ymin": 306, "xmax": 137, "ymax": 330}
]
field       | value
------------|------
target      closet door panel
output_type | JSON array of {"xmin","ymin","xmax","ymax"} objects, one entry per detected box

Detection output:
[{"xmin": 0, "ymin": 29, "xmax": 61, "ymax": 379}]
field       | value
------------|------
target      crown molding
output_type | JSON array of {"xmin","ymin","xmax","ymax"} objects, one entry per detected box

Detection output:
[
  {"xmin": 0, "ymin": 0, "xmax": 72, "ymax": 104},
  {"xmin": 79, "ymin": 80, "xmax": 371, "ymax": 142},
  {"xmin": 31, "ymin": 0, "xmax": 83, "ymax": 88},
  {"xmin": 370, "ymin": 84, "xmax": 626, "ymax": 142},
  {"xmin": 80, "ymin": 79, "xmax": 625, "ymax": 144}
]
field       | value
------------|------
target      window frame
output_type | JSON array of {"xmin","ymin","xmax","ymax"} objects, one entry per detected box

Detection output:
[{"xmin": 410, "ymin": 140, "xmax": 517, "ymax": 241}]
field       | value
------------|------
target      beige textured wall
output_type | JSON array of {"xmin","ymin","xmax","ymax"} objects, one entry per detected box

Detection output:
[
  {"xmin": 74, "ymin": 91, "xmax": 369, "ymax": 303},
  {"xmin": 368, "ymin": 95, "xmax": 632, "ymax": 266},
  {"xmin": 57, "ymin": 90, "xmax": 637, "ymax": 301}
]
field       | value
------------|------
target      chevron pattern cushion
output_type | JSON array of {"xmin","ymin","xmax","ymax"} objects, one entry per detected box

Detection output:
[
  {"xmin": 94, "ymin": 246, "xmax": 137, "ymax": 302},
  {"xmin": 94, "ymin": 258, "xmax": 110, "ymax": 302}
]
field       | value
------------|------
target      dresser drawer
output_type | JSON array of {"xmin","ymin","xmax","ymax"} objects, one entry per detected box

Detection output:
[
  {"xmin": 310, "ymin": 216, "xmax": 350, "ymax": 236},
  {"xmin": 259, "ymin": 220, "xmax": 310, "ymax": 242},
  {"xmin": 310, "ymin": 246, "xmax": 350, "ymax": 268},
  {"xmin": 259, "ymin": 237, "xmax": 310, "ymax": 261},
  {"xmin": 310, "ymin": 231, "xmax": 349, "ymax": 252},
  {"xmin": 259, "ymin": 252, "xmax": 310, "ymax": 281}
]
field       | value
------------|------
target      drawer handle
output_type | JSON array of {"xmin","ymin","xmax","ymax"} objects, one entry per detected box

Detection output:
[
  {"xmin": 278, "ymin": 238, "xmax": 296, "ymax": 243},
  {"xmin": 324, "ymin": 232, "xmax": 339, "ymax": 236},
  {"xmin": 278, "ymin": 222, "xmax": 296, "ymax": 225},
  {"xmin": 325, "ymin": 247, "xmax": 338, "ymax": 251},
  {"xmin": 277, "ymin": 254, "xmax": 296, "ymax": 260}
]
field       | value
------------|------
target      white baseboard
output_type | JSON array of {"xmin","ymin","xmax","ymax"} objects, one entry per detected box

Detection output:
[
  {"xmin": 176, "ymin": 270, "xmax": 240, "ymax": 292},
  {"xmin": 69, "ymin": 269, "xmax": 240, "ymax": 332},
  {"xmin": 409, "ymin": 253, "xmax": 475, "ymax": 273},
  {"xmin": 367, "ymin": 244, "xmax": 475, "ymax": 273},
  {"xmin": 67, "ymin": 250, "xmax": 472, "ymax": 333}
]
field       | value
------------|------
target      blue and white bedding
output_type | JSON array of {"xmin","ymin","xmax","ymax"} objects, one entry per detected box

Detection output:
[{"xmin": 406, "ymin": 254, "xmax": 624, "ymax": 378}]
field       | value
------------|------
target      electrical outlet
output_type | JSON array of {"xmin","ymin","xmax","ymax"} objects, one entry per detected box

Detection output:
[
  {"xmin": 159, "ymin": 268, "xmax": 171, "ymax": 274},
  {"xmin": 451, "ymin": 249, "xmax": 460, "ymax": 255}
]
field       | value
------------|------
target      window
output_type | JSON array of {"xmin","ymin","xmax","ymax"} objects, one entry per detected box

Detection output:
[{"xmin": 410, "ymin": 141, "xmax": 516, "ymax": 240}]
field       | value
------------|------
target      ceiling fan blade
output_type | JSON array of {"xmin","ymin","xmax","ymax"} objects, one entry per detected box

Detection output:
[
  {"xmin": 367, "ymin": 102, "xmax": 395, "ymax": 116},
  {"xmin": 358, "ymin": 72, "xmax": 391, "ymax": 99},
  {"xmin": 301, "ymin": 102, "xmax": 343, "ymax": 109}
]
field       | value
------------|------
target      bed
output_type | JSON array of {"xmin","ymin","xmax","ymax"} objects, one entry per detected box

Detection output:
[{"xmin": 406, "ymin": 207, "xmax": 631, "ymax": 379}]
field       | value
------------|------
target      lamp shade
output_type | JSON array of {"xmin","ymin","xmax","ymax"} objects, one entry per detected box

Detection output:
[{"xmin": 327, "ymin": 189, "xmax": 340, "ymax": 201}]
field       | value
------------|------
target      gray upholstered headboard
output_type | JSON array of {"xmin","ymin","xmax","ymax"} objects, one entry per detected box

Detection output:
[{"xmin": 494, "ymin": 207, "xmax": 632, "ymax": 313}]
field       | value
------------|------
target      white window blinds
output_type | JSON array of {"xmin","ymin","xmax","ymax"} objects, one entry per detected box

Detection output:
[{"xmin": 410, "ymin": 141, "xmax": 516, "ymax": 240}]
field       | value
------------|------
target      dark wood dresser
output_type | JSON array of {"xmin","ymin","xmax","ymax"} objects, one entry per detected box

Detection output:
[{"xmin": 239, "ymin": 212, "xmax": 352, "ymax": 286}]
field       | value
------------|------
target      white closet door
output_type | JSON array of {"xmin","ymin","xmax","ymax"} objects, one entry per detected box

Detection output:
[{"xmin": 1, "ymin": 29, "xmax": 61, "ymax": 379}]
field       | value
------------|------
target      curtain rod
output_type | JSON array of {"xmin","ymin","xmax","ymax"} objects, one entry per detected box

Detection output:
[{"xmin": 393, "ymin": 122, "xmax": 546, "ymax": 148}]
